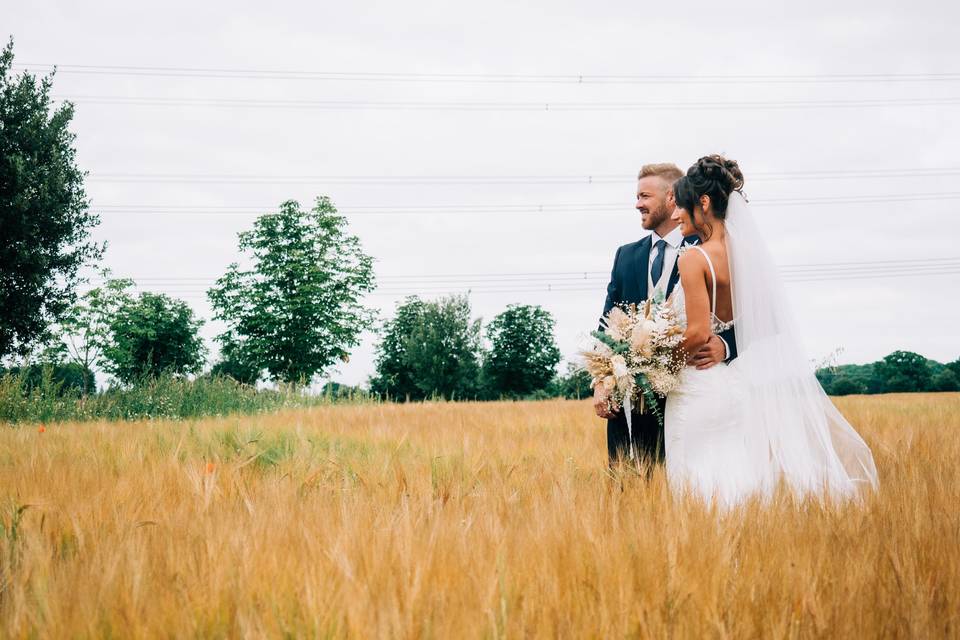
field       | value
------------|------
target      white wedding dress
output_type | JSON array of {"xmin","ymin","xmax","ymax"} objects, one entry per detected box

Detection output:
[
  {"xmin": 665, "ymin": 246, "xmax": 767, "ymax": 507},
  {"xmin": 663, "ymin": 193, "xmax": 879, "ymax": 507}
]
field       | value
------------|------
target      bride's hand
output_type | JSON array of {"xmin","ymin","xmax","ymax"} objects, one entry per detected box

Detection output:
[
  {"xmin": 690, "ymin": 335, "xmax": 726, "ymax": 370},
  {"xmin": 593, "ymin": 385, "xmax": 618, "ymax": 419}
]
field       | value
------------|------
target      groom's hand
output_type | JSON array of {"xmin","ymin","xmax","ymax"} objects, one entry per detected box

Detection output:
[
  {"xmin": 593, "ymin": 385, "xmax": 618, "ymax": 419},
  {"xmin": 691, "ymin": 336, "xmax": 726, "ymax": 370}
]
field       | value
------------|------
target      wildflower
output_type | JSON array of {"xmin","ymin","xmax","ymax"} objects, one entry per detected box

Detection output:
[
  {"xmin": 611, "ymin": 355, "xmax": 630, "ymax": 380},
  {"xmin": 38, "ymin": 425, "xmax": 46, "ymax": 433},
  {"xmin": 205, "ymin": 462, "xmax": 216, "ymax": 474}
]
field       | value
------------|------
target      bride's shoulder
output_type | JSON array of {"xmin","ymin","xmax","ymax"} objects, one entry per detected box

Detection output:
[
  {"xmin": 677, "ymin": 244, "xmax": 705, "ymax": 265},
  {"xmin": 676, "ymin": 246, "xmax": 706, "ymax": 278}
]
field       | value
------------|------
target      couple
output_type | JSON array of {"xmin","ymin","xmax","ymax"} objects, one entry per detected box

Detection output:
[{"xmin": 594, "ymin": 156, "xmax": 879, "ymax": 506}]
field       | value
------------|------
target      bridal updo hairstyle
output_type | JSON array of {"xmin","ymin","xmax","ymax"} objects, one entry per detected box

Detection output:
[{"xmin": 673, "ymin": 154, "xmax": 745, "ymax": 220}]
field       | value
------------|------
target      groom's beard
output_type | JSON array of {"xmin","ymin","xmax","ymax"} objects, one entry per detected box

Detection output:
[{"xmin": 641, "ymin": 204, "xmax": 671, "ymax": 230}]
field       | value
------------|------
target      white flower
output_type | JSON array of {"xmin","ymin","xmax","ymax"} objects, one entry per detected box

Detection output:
[
  {"xmin": 630, "ymin": 323, "xmax": 651, "ymax": 353},
  {"xmin": 611, "ymin": 354, "xmax": 629, "ymax": 380}
]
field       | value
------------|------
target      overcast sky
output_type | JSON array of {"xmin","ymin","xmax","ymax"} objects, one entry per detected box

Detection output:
[{"xmin": 6, "ymin": 0, "xmax": 960, "ymax": 385}]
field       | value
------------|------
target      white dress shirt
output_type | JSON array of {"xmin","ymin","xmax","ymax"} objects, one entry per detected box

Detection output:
[{"xmin": 647, "ymin": 226, "xmax": 685, "ymax": 296}]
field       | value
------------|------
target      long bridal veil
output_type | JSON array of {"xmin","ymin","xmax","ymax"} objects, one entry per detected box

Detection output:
[{"xmin": 725, "ymin": 191, "xmax": 879, "ymax": 499}]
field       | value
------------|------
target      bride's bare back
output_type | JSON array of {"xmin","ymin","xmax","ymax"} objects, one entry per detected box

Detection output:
[{"xmin": 675, "ymin": 239, "xmax": 733, "ymax": 356}]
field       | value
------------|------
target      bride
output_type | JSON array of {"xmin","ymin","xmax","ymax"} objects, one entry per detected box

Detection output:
[{"xmin": 664, "ymin": 155, "xmax": 879, "ymax": 506}]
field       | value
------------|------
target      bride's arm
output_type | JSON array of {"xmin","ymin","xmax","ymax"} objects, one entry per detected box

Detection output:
[{"xmin": 676, "ymin": 251, "xmax": 712, "ymax": 357}]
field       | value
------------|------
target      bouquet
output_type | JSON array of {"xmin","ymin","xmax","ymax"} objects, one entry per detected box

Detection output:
[{"xmin": 580, "ymin": 290, "xmax": 687, "ymax": 430}]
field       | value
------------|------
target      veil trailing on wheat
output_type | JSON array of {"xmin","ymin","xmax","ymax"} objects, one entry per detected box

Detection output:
[{"xmin": 725, "ymin": 191, "xmax": 879, "ymax": 499}]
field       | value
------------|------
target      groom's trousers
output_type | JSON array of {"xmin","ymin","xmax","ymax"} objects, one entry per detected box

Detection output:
[{"xmin": 606, "ymin": 396, "xmax": 667, "ymax": 469}]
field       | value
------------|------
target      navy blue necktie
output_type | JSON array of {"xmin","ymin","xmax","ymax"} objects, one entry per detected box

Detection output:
[{"xmin": 651, "ymin": 239, "xmax": 667, "ymax": 287}]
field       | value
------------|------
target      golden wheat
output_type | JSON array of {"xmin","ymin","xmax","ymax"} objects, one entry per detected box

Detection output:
[{"xmin": 1, "ymin": 394, "xmax": 958, "ymax": 638}]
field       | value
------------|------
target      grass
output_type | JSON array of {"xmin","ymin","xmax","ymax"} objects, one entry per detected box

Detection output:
[
  {"xmin": 1, "ymin": 394, "xmax": 958, "ymax": 637},
  {"xmin": 0, "ymin": 373, "xmax": 369, "ymax": 424}
]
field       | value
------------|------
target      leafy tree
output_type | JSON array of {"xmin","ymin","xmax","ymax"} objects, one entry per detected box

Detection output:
[
  {"xmin": 932, "ymin": 369, "xmax": 959, "ymax": 392},
  {"xmin": 103, "ymin": 293, "xmax": 206, "ymax": 383},
  {"xmin": 829, "ymin": 376, "xmax": 864, "ymax": 396},
  {"xmin": 208, "ymin": 198, "xmax": 375, "ymax": 385},
  {"xmin": 815, "ymin": 368, "xmax": 836, "ymax": 391},
  {"xmin": 321, "ymin": 381, "xmax": 365, "ymax": 400},
  {"xmin": 947, "ymin": 358, "xmax": 960, "ymax": 379},
  {"xmin": 818, "ymin": 361, "xmax": 884, "ymax": 394},
  {"xmin": 405, "ymin": 296, "xmax": 482, "ymax": 400},
  {"xmin": 1, "ymin": 362, "xmax": 94, "ymax": 396},
  {"xmin": 371, "ymin": 295, "xmax": 482, "ymax": 400},
  {"xmin": 874, "ymin": 350, "xmax": 932, "ymax": 393},
  {"xmin": 369, "ymin": 297, "xmax": 427, "ymax": 400},
  {"xmin": 549, "ymin": 362, "xmax": 593, "ymax": 399},
  {"xmin": 483, "ymin": 304, "xmax": 561, "ymax": 397},
  {"xmin": 0, "ymin": 38, "xmax": 103, "ymax": 359},
  {"xmin": 55, "ymin": 269, "xmax": 134, "ymax": 393},
  {"xmin": 209, "ymin": 340, "xmax": 261, "ymax": 385}
]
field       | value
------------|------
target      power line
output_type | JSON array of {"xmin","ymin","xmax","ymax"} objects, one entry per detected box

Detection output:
[
  {"xmin": 89, "ymin": 192, "xmax": 960, "ymax": 216},
  {"xmin": 52, "ymin": 94, "xmax": 960, "ymax": 111},
  {"xmin": 84, "ymin": 167, "xmax": 960, "ymax": 185},
  {"xmin": 17, "ymin": 64, "xmax": 960, "ymax": 85},
  {"xmin": 88, "ymin": 257, "xmax": 960, "ymax": 283},
  {"xmin": 118, "ymin": 263, "xmax": 960, "ymax": 300},
  {"xmin": 85, "ymin": 259, "xmax": 960, "ymax": 296}
]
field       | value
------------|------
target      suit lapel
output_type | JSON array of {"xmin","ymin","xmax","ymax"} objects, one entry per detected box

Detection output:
[
  {"xmin": 665, "ymin": 234, "xmax": 700, "ymax": 299},
  {"xmin": 635, "ymin": 236, "xmax": 652, "ymax": 302}
]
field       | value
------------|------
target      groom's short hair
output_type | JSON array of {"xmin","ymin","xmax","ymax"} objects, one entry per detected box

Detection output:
[{"xmin": 638, "ymin": 163, "xmax": 683, "ymax": 185}]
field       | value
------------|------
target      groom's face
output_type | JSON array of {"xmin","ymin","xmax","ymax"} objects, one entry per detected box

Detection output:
[{"xmin": 636, "ymin": 176, "xmax": 673, "ymax": 231}]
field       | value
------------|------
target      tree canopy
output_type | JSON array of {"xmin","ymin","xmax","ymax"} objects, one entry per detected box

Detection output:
[
  {"xmin": 103, "ymin": 292, "xmax": 206, "ymax": 384},
  {"xmin": 208, "ymin": 197, "xmax": 375, "ymax": 385},
  {"xmin": 0, "ymin": 38, "xmax": 103, "ymax": 359},
  {"xmin": 371, "ymin": 295, "xmax": 483, "ymax": 400},
  {"xmin": 483, "ymin": 304, "xmax": 561, "ymax": 397}
]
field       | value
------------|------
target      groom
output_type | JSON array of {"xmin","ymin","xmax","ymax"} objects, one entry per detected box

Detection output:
[{"xmin": 594, "ymin": 163, "xmax": 738, "ymax": 467}]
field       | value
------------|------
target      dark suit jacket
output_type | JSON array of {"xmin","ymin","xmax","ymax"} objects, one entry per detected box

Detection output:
[{"xmin": 599, "ymin": 234, "xmax": 738, "ymax": 361}]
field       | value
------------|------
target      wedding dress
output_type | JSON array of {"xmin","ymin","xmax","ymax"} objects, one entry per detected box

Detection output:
[
  {"xmin": 664, "ymin": 193, "xmax": 879, "ymax": 507},
  {"xmin": 665, "ymin": 246, "xmax": 765, "ymax": 507}
]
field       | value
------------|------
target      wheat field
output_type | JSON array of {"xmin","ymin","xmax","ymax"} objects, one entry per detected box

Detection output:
[{"xmin": 1, "ymin": 394, "xmax": 958, "ymax": 638}]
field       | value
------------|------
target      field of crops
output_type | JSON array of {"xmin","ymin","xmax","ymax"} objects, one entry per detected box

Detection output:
[{"xmin": 2, "ymin": 394, "xmax": 958, "ymax": 637}]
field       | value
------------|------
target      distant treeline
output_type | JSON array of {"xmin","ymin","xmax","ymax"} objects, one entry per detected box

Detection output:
[
  {"xmin": 816, "ymin": 350, "xmax": 960, "ymax": 395},
  {"xmin": 1, "ymin": 348, "xmax": 955, "ymax": 424}
]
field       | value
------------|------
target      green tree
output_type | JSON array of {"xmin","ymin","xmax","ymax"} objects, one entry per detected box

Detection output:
[
  {"xmin": 55, "ymin": 269, "xmax": 134, "ymax": 393},
  {"xmin": 947, "ymin": 358, "xmax": 960, "ymax": 378},
  {"xmin": 103, "ymin": 293, "xmax": 206, "ymax": 383},
  {"xmin": 405, "ymin": 296, "xmax": 482, "ymax": 400},
  {"xmin": 369, "ymin": 296, "xmax": 427, "ymax": 400},
  {"xmin": 874, "ymin": 350, "xmax": 932, "ymax": 393},
  {"xmin": 208, "ymin": 198, "xmax": 375, "ymax": 385},
  {"xmin": 549, "ymin": 362, "xmax": 593, "ymax": 399},
  {"xmin": 371, "ymin": 295, "xmax": 482, "ymax": 400},
  {"xmin": 830, "ymin": 377, "xmax": 864, "ymax": 396},
  {"xmin": 321, "ymin": 381, "xmax": 365, "ymax": 400},
  {"xmin": 209, "ymin": 340, "xmax": 261, "ymax": 385},
  {"xmin": 1, "ymin": 362, "xmax": 94, "ymax": 397},
  {"xmin": 932, "ymin": 369, "xmax": 959, "ymax": 392},
  {"xmin": 0, "ymin": 39, "xmax": 103, "ymax": 359},
  {"xmin": 483, "ymin": 304, "xmax": 561, "ymax": 397}
]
